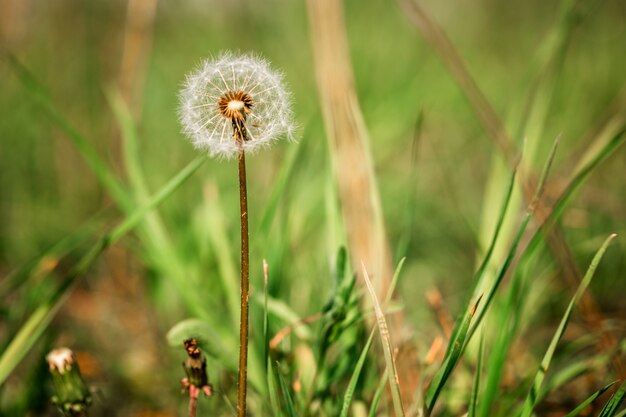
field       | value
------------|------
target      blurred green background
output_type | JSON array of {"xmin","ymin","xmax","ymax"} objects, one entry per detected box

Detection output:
[{"xmin": 1, "ymin": 0, "xmax": 626, "ymax": 415}]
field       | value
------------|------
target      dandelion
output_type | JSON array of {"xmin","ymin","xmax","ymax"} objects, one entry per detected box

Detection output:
[
  {"xmin": 179, "ymin": 52, "xmax": 295, "ymax": 159},
  {"xmin": 178, "ymin": 52, "xmax": 296, "ymax": 417},
  {"xmin": 180, "ymin": 338, "xmax": 213, "ymax": 417},
  {"xmin": 47, "ymin": 348, "xmax": 92, "ymax": 417}
]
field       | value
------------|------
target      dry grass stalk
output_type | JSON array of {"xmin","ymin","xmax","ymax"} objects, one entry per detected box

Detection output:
[
  {"xmin": 0, "ymin": 0, "xmax": 30, "ymax": 48},
  {"xmin": 306, "ymin": 0, "xmax": 420, "ymax": 408},
  {"xmin": 119, "ymin": 0, "xmax": 158, "ymax": 120},
  {"xmin": 306, "ymin": 0, "xmax": 391, "ymax": 310}
]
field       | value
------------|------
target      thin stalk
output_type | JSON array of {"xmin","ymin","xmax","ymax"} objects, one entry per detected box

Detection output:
[
  {"xmin": 236, "ymin": 136, "xmax": 250, "ymax": 417},
  {"xmin": 189, "ymin": 396, "xmax": 197, "ymax": 417}
]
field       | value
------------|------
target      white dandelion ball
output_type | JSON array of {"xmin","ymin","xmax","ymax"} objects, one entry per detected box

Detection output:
[{"xmin": 179, "ymin": 52, "xmax": 296, "ymax": 159}]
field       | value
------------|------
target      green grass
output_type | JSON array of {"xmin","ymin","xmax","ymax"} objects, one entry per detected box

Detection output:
[{"xmin": 1, "ymin": 0, "xmax": 626, "ymax": 416}]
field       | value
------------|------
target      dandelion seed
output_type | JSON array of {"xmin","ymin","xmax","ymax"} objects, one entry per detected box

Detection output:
[{"xmin": 179, "ymin": 52, "xmax": 296, "ymax": 159}]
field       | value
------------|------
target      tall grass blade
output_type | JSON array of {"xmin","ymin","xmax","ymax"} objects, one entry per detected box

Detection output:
[
  {"xmin": 368, "ymin": 367, "xmax": 389, "ymax": 417},
  {"xmin": 400, "ymin": 0, "xmax": 518, "ymax": 166},
  {"xmin": 262, "ymin": 261, "xmax": 282, "ymax": 416},
  {"xmin": 362, "ymin": 263, "xmax": 405, "ymax": 416},
  {"xmin": 0, "ymin": 156, "xmax": 205, "ymax": 384},
  {"xmin": 479, "ymin": 270, "xmax": 525, "ymax": 417},
  {"xmin": 339, "ymin": 328, "xmax": 376, "ymax": 417},
  {"xmin": 527, "ymin": 128, "xmax": 625, "ymax": 256},
  {"xmin": 425, "ymin": 295, "xmax": 481, "ymax": 413},
  {"xmin": 468, "ymin": 137, "xmax": 558, "ymax": 340},
  {"xmin": 597, "ymin": 382, "xmax": 626, "ymax": 417},
  {"xmin": 277, "ymin": 366, "xmax": 297, "ymax": 417},
  {"xmin": 202, "ymin": 190, "xmax": 241, "ymax": 325},
  {"xmin": 340, "ymin": 257, "xmax": 405, "ymax": 417},
  {"xmin": 7, "ymin": 55, "xmax": 131, "ymax": 209},
  {"xmin": 267, "ymin": 364, "xmax": 282, "ymax": 417},
  {"xmin": 443, "ymin": 165, "xmax": 516, "ymax": 358},
  {"xmin": 396, "ymin": 112, "xmax": 423, "ymax": 261},
  {"xmin": 263, "ymin": 260, "xmax": 271, "ymax": 375},
  {"xmin": 0, "ymin": 215, "xmax": 102, "ymax": 297},
  {"xmin": 468, "ymin": 332, "xmax": 484, "ymax": 417},
  {"xmin": 106, "ymin": 87, "xmax": 197, "ymax": 309},
  {"xmin": 563, "ymin": 381, "xmax": 617, "ymax": 417},
  {"xmin": 258, "ymin": 144, "xmax": 301, "ymax": 236},
  {"xmin": 520, "ymin": 234, "xmax": 617, "ymax": 417}
]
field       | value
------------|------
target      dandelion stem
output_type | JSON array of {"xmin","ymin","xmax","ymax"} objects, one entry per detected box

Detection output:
[
  {"xmin": 189, "ymin": 395, "xmax": 197, "ymax": 417},
  {"xmin": 236, "ymin": 137, "xmax": 250, "ymax": 417}
]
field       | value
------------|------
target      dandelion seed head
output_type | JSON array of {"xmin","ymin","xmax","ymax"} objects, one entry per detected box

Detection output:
[{"xmin": 179, "ymin": 52, "xmax": 296, "ymax": 159}]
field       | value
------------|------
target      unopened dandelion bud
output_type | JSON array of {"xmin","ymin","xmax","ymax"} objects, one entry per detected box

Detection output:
[
  {"xmin": 178, "ymin": 52, "xmax": 296, "ymax": 159},
  {"xmin": 47, "ymin": 348, "xmax": 92, "ymax": 416},
  {"xmin": 181, "ymin": 338, "xmax": 213, "ymax": 398}
]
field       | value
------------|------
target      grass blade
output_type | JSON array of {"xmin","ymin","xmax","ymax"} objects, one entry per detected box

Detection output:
[
  {"xmin": 468, "ymin": 137, "xmax": 559, "ymax": 341},
  {"xmin": 0, "ymin": 214, "xmax": 102, "ymax": 297},
  {"xmin": 7, "ymin": 55, "xmax": 131, "ymax": 209},
  {"xmin": 468, "ymin": 332, "xmax": 485, "ymax": 417},
  {"xmin": 368, "ymin": 367, "xmax": 389, "ymax": 417},
  {"xmin": 425, "ymin": 295, "xmax": 482, "ymax": 413},
  {"xmin": 277, "ymin": 366, "xmax": 297, "ymax": 417},
  {"xmin": 339, "ymin": 328, "xmax": 376, "ymax": 417},
  {"xmin": 563, "ymin": 381, "xmax": 617, "ymax": 417},
  {"xmin": 339, "ymin": 257, "xmax": 404, "ymax": 417},
  {"xmin": 520, "ymin": 234, "xmax": 617, "ymax": 417},
  {"xmin": 263, "ymin": 260, "xmax": 282, "ymax": 415},
  {"xmin": 443, "ymin": 165, "xmax": 517, "ymax": 359},
  {"xmin": 362, "ymin": 263, "xmax": 405, "ymax": 417},
  {"xmin": 527, "ymin": 128, "xmax": 625, "ymax": 256},
  {"xmin": 258, "ymin": 143, "xmax": 301, "ymax": 236},
  {"xmin": 479, "ymin": 270, "xmax": 525, "ymax": 417},
  {"xmin": 0, "ymin": 156, "xmax": 206, "ymax": 384},
  {"xmin": 597, "ymin": 382, "xmax": 626, "ymax": 417}
]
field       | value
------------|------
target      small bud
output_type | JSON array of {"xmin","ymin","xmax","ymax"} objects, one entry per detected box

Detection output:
[
  {"xmin": 47, "ymin": 348, "xmax": 92, "ymax": 416},
  {"xmin": 181, "ymin": 338, "xmax": 213, "ymax": 399}
]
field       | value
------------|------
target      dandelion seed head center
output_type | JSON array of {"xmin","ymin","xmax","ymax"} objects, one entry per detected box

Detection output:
[
  {"xmin": 217, "ymin": 90, "xmax": 254, "ymax": 120},
  {"xmin": 228, "ymin": 100, "xmax": 245, "ymax": 112}
]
